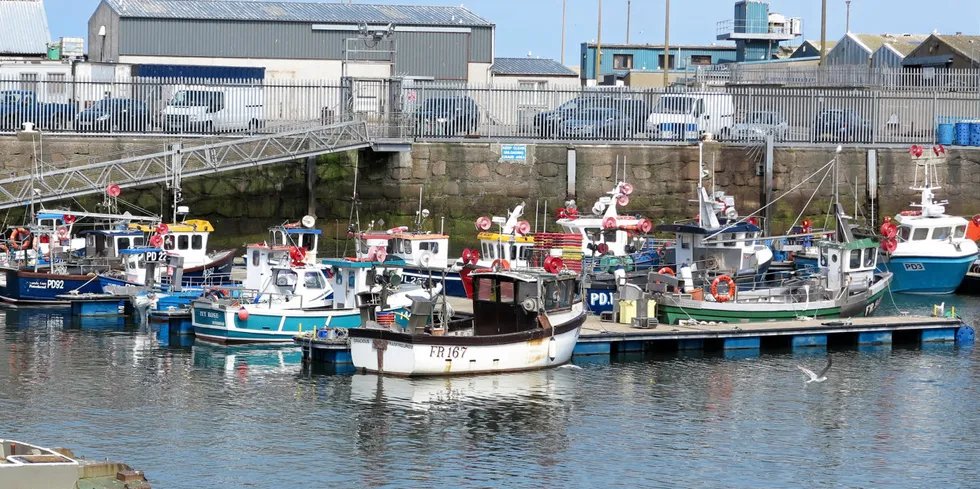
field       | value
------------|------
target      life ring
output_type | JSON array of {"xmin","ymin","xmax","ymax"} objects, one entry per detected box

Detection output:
[
  {"xmin": 492, "ymin": 259, "xmax": 510, "ymax": 270},
  {"xmin": 57, "ymin": 227, "xmax": 69, "ymax": 239},
  {"xmin": 473, "ymin": 268, "xmax": 494, "ymax": 273},
  {"xmin": 10, "ymin": 228, "xmax": 30, "ymax": 249},
  {"xmin": 711, "ymin": 275, "xmax": 736, "ymax": 303},
  {"xmin": 657, "ymin": 267, "xmax": 675, "ymax": 276},
  {"xmin": 206, "ymin": 288, "xmax": 230, "ymax": 301}
]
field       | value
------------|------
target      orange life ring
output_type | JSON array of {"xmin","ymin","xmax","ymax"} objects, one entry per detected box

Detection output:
[
  {"xmin": 492, "ymin": 259, "xmax": 511, "ymax": 270},
  {"xmin": 473, "ymin": 268, "xmax": 494, "ymax": 273},
  {"xmin": 711, "ymin": 275, "xmax": 736, "ymax": 303},
  {"xmin": 657, "ymin": 267, "xmax": 675, "ymax": 276}
]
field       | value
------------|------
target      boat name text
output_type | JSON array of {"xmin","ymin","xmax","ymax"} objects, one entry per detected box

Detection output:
[
  {"xmin": 430, "ymin": 346, "xmax": 467, "ymax": 359},
  {"xmin": 903, "ymin": 263, "xmax": 925, "ymax": 271},
  {"xmin": 28, "ymin": 279, "xmax": 65, "ymax": 290}
]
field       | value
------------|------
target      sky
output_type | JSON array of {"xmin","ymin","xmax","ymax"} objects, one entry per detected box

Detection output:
[{"xmin": 45, "ymin": 0, "xmax": 980, "ymax": 66}]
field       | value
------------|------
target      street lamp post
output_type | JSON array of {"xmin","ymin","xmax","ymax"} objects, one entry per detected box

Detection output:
[
  {"xmin": 626, "ymin": 0, "xmax": 631, "ymax": 44},
  {"xmin": 663, "ymin": 0, "xmax": 670, "ymax": 87},
  {"xmin": 561, "ymin": 0, "xmax": 567, "ymax": 65},
  {"xmin": 819, "ymin": 0, "xmax": 827, "ymax": 66},
  {"xmin": 595, "ymin": 0, "xmax": 602, "ymax": 84}
]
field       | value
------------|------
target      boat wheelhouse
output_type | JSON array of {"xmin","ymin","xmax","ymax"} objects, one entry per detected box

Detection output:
[
  {"xmin": 348, "ymin": 269, "xmax": 585, "ymax": 376},
  {"xmin": 878, "ymin": 145, "xmax": 978, "ymax": 294},
  {"xmin": 128, "ymin": 218, "xmax": 236, "ymax": 281}
]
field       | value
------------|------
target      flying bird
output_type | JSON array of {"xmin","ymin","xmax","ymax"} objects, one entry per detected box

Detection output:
[{"xmin": 797, "ymin": 357, "xmax": 832, "ymax": 384}]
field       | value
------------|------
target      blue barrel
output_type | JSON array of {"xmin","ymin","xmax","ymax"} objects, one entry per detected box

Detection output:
[
  {"xmin": 955, "ymin": 121, "xmax": 971, "ymax": 145},
  {"xmin": 971, "ymin": 122, "xmax": 980, "ymax": 146},
  {"xmin": 937, "ymin": 123, "xmax": 954, "ymax": 145}
]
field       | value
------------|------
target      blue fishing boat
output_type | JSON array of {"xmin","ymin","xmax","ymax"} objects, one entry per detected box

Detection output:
[{"xmin": 876, "ymin": 145, "xmax": 978, "ymax": 294}]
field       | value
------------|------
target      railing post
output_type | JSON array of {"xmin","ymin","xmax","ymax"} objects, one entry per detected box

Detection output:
[{"xmin": 932, "ymin": 91, "xmax": 938, "ymax": 145}]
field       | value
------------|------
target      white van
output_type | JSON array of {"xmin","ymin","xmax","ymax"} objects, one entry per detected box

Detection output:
[
  {"xmin": 163, "ymin": 86, "xmax": 264, "ymax": 133},
  {"xmin": 646, "ymin": 92, "xmax": 735, "ymax": 140}
]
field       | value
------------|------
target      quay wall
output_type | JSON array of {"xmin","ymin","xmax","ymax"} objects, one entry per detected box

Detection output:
[{"xmin": 3, "ymin": 137, "xmax": 979, "ymax": 250}]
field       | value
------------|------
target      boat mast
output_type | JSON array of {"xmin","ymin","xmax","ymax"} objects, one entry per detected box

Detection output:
[{"xmin": 697, "ymin": 142, "xmax": 704, "ymax": 227}]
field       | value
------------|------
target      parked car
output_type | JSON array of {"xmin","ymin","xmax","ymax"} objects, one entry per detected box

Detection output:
[
  {"xmin": 731, "ymin": 111, "xmax": 790, "ymax": 141},
  {"xmin": 559, "ymin": 108, "xmax": 635, "ymax": 139},
  {"xmin": 646, "ymin": 92, "xmax": 735, "ymax": 141},
  {"xmin": 415, "ymin": 96, "xmax": 480, "ymax": 136},
  {"xmin": 535, "ymin": 96, "xmax": 648, "ymax": 138},
  {"xmin": 163, "ymin": 86, "xmax": 264, "ymax": 133},
  {"xmin": 813, "ymin": 109, "xmax": 872, "ymax": 143},
  {"xmin": 0, "ymin": 90, "xmax": 76, "ymax": 130},
  {"xmin": 75, "ymin": 98, "xmax": 148, "ymax": 132}
]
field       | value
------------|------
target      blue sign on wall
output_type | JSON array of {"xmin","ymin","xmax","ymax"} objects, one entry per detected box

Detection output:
[
  {"xmin": 587, "ymin": 290, "xmax": 616, "ymax": 314},
  {"xmin": 500, "ymin": 144, "xmax": 527, "ymax": 161}
]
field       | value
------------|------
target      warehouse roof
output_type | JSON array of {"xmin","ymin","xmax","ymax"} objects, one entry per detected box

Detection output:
[
  {"xmin": 103, "ymin": 0, "xmax": 493, "ymax": 26},
  {"xmin": 492, "ymin": 58, "xmax": 577, "ymax": 76},
  {"xmin": 0, "ymin": 0, "xmax": 52, "ymax": 55}
]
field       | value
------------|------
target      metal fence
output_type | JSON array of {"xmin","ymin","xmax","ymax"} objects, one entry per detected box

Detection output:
[
  {"xmin": 697, "ymin": 65, "xmax": 980, "ymax": 92},
  {"xmin": 3, "ymin": 75, "xmax": 980, "ymax": 146}
]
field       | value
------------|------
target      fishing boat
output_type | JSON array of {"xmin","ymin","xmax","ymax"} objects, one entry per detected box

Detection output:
[
  {"xmin": 191, "ymin": 244, "xmax": 416, "ymax": 344},
  {"xmin": 0, "ymin": 439, "xmax": 149, "ymax": 489},
  {"xmin": 0, "ymin": 209, "xmax": 160, "ymax": 304},
  {"xmin": 875, "ymin": 145, "xmax": 978, "ymax": 294},
  {"xmin": 349, "ymin": 268, "xmax": 585, "ymax": 376},
  {"xmin": 650, "ymin": 210, "xmax": 892, "ymax": 324}
]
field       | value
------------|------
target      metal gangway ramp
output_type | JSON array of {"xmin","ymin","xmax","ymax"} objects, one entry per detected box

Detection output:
[{"xmin": 0, "ymin": 120, "xmax": 372, "ymax": 210}]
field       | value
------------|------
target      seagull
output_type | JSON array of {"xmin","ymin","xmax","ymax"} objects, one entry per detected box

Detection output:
[{"xmin": 797, "ymin": 357, "xmax": 832, "ymax": 383}]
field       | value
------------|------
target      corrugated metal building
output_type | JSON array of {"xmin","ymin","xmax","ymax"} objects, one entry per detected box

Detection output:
[
  {"xmin": 490, "ymin": 57, "xmax": 577, "ymax": 86},
  {"xmin": 826, "ymin": 33, "xmax": 927, "ymax": 68},
  {"xmin": 0, "ymin": 0, "xmax": 51, "ymax": 56},
  {"xmin": 871, "ymin": 35, "xmax": 927, "ymax": 69},
  {"xmin": 580, "ymin": 43, "xmax": 737, "ymax": 85},
  {"xmin": 87, "ymin": 0, "xmax": 495, "ymax": 81},
  {"xmin": 903, "ymin": 34, "xmax": 980, "ymax": 69},
  {"xmin": 790, "ymin": 40, "xmax": 837, "ymax": 59}
]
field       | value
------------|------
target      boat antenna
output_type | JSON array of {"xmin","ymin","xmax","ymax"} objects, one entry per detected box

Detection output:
[
  {"xmin": 697, "ymin": 141, "xmax": 704, "ymax": 227},
  {"xmin": 342, "ymin": 159, "xmax": 361, "ymax": 257}
]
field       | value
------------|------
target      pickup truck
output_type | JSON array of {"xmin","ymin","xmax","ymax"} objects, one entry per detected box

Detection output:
[{"xmin": 0, "ymin": 90, "xmax": 76, "ymax": 130}]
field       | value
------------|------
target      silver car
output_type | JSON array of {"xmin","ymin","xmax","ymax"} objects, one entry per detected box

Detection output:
[{"xmin": 731, "ymin": 111, "xmax": 789, "ymax": 141}]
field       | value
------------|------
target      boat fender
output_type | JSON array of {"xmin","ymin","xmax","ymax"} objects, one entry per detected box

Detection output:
[
  {"xmin": 548, "ymin": 336, "xmax": 558, "ymax": 361},
  {"xmin": 237, "ymin": 308, "xmax": 249, "ymax": 321},
  {"xmin": 711, "ymin": 275, "xmax": 736, "ymax": 303}
]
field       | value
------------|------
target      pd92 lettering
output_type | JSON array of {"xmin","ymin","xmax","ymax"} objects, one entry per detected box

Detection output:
[{"xmin": 429, "ymin": 346, "xmax": 467, "ymax": 358}]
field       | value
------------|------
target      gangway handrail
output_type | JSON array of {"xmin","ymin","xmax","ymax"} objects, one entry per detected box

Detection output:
[{"xmin": 0, "ymin": 120, "xmax": 372, "ymax": 210}]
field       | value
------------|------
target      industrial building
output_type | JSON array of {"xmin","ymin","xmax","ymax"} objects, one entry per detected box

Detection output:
[
  {"xmin": 489, "ymin": 57, "xmax": 578, "ymax": 87},
  {"xmin": 715, "ymin": 0, "xmax": 802, "ymax": 62},
  {"xmin": 826, "ymin": 33, "xmax": 927, "ymax": 68},
  {"xmin": 790, "ymin": 40, "xmax": 837, "ymax": 59},
  {"xmin": 903, "ymin": 34, "xmax": 980, "ymax": 69},
  {"xmin": 580, "ymin": 43, "xmax": 738, "ymax": 86},
  {"xmin": 87, "ymin": 0, "xmax": 495, "ymax": 82},
  {"xmin": 0, "ymin": 0, "xmax": 78, "ymax": 102}
]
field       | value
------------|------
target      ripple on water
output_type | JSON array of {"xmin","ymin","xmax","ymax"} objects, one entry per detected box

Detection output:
[{"xmin": 3, "ymin": 304, "xmax": 980, "ymax": 487}]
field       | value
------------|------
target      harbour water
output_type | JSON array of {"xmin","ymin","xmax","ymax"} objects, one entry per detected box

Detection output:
[{"xmin": 2, "ymin": 294, "xmax": 979, "ymax": 488}]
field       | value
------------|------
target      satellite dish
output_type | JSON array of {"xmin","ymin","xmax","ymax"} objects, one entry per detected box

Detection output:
[
  {"xmin": 421, "ymin": 209, "xmax": 430, "ymax": 219},
  {"xmin": 522, "ymin": 298, "xmax": 538, "ymax": 313},
  {"xmin": 301, "ymin": 215, "xmax": 316, "ymax": 228}
]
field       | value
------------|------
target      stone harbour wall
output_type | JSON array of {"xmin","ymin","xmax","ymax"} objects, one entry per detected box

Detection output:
[{"xmin": 3, "ymin": 136, "xmax": 980, "ymax": 252}]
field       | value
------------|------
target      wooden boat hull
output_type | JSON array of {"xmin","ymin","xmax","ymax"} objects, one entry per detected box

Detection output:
[{"xmin": 349, "ymin": 308, "xmax": 585, "ymax": 376}]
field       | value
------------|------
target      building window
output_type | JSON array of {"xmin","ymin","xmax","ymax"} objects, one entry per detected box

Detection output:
[
  {"xmin": 613, "ymin": 54, "xmax": 633, "ymax": 70},
  {"xmin": 48, "ymin": 73, "xmax": 67, "ymax": 95},
  {"xmin": 518, "ymin": 81, "xmax": 546, "ymax": 106},
  {"xmin": 690, "ymin": 55, "xmax": 713, "ymax": 65},
  {"xmin": 20, "ymin": 73, "xmax": 38, "ymax": 93},
  {"xmin": 658, "ymin": 54, "xmax": 676, "ymax": 70}
]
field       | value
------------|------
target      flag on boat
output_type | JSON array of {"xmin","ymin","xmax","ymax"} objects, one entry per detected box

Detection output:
[{"xmin": 376, "ymin": 311, "xmax": 396, "ymax": 326}]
